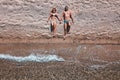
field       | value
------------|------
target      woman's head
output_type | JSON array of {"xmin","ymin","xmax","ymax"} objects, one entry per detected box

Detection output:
[{"xmin": 51, "ymin": 8, "xmax": 57, "ymax": 13}]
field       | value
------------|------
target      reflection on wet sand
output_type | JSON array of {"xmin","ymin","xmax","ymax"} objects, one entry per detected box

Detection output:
[{"xmin": 0, "ymin": 43, "xmax": 120, "ymax": 80}]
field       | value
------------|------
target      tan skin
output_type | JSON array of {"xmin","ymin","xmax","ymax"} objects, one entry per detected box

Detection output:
[
  {"xmin": 47, "ymin": 8, "xmax": 61, "ymax": 36},
  {"xmin": 63, "ymin": 6, "xmax": 74, "ymax": 36}
]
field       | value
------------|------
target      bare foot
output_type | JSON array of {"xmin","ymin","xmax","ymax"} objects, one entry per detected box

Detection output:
[
  {"xmin": 53, "ymin": 34, "xmax": 56, "ymax": 38},
  {"xmin": 63, "ymin": 36, "xmax": 66, "ymax": 40},
  {"xmin": 67, "ymin": 32, "xmax": 71, "ymax": 34}
]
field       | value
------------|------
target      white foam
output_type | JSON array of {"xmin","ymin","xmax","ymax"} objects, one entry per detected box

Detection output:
[
  {"xmin": 0, "ymin": 54, "xmax": 65, "ymax": 62},
  {"xmin": 90, "ymin": 65, "xmax": 106, "ymax": 69}
]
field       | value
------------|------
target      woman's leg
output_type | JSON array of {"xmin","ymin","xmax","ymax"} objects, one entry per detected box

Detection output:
[
  {"xmin": 50, "ymin": 24, "xmax": 54, "ymax": 32},
  {"xmin": 53, "ymin": 22, "xmax": 57, "ymax": 36}
]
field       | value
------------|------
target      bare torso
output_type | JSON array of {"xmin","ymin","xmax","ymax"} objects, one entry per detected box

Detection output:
[
  {"xmin": 63, "ymin": 11, "xmax": 71, "ymax": 21},
  {"xmin": 50, "ymin": 13, "xmax": 58, "ymax": 22}
]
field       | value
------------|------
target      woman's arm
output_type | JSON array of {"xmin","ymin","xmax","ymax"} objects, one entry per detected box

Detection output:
[
  {"xmin": 56, "ymin": 13, "xmax": 62, "ymax": 21},
  {"xmin": 56, "ymin": 14, "xmax": 62, "ymax": 24},
  {"xmin": 47, "ymin": 14, "xmax": 51, "ymax": 22}
]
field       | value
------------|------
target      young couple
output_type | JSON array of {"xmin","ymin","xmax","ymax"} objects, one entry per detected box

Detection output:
[{"xmin": 47, "ymin": 6, "xmax": 74, "ymax": 38}]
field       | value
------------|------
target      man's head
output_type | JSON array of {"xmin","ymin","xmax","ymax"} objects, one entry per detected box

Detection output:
[{"xmin": 65, "ymin": 6, "xmax": 69, "ymax": 11}]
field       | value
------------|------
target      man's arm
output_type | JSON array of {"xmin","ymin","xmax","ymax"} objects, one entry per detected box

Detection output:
[
  {"xmin": 70, "ymin": 12, "xmax": 74, "ymax": 23},
  {"xmin": 62, "ymin": 12, "xmax": 65, "ymax": 21}
]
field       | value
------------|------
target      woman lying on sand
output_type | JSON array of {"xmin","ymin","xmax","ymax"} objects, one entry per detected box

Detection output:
[{"xmin": 47, "ymin": 8, "xmax": 61, "ymax": 37}]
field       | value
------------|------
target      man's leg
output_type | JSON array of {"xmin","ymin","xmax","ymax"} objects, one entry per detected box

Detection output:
[
  {"xmin": 64, "ymin": 23, "xmax": 67, "ymax": 36},
  {"xmin": 67, "ymin": 22, "xmax": 71, "ymax": 33}
]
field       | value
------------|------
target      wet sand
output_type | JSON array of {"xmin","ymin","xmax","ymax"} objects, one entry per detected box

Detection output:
[
  {"xmin": 0, "ymin": 38, "xmax": 120, "ymax": 44},
  {"xmin": 0, "ymin": 43, "xmax": 120, "ymax": 80}
]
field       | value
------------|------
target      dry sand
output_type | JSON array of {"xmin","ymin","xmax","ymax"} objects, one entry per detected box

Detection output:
[{"xmin": 0, "ymin": 0, "xmax": 120, "ymax": 44}]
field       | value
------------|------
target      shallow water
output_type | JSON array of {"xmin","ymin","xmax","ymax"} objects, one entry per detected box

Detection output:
[
  {"xmin": 0, "ymin": 43, "xmax": 120, "ymax": 63},
  {"xmin": 0, "ymin": 43, "xmax": 120, "ymax": 80}
]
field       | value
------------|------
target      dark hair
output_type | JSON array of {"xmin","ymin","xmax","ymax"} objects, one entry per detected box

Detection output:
[
  {"xmin": 65, "ymin": 6, "xmax": 69, "ymax": 11},
  {"xmin": 51, "ymin": 8, "xmax": 56, "ymax": 13}
]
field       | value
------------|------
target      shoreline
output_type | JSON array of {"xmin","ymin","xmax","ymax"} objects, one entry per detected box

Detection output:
[{"xmin": 0, "ymin": 38, "xmax": 120, "ymax": 44}]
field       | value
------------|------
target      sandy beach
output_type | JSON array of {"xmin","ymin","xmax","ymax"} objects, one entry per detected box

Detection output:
[{"xmin": 0, "ymin": 0, "xmax": 120, "ymax": 80}]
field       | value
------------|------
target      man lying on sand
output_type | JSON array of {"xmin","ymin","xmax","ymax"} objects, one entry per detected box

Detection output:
[
  {"xmin": 47, "ymin": 8, "xmax": 61, "ymax": 37},
  {"xmin": 62, "ymin": 6, "xmax": 74, "ymax": 37}
]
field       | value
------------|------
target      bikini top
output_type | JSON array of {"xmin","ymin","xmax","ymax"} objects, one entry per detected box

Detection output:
[{"xmin": 51, "ymin": 13, "xmax": 57, "ymax": 17}]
